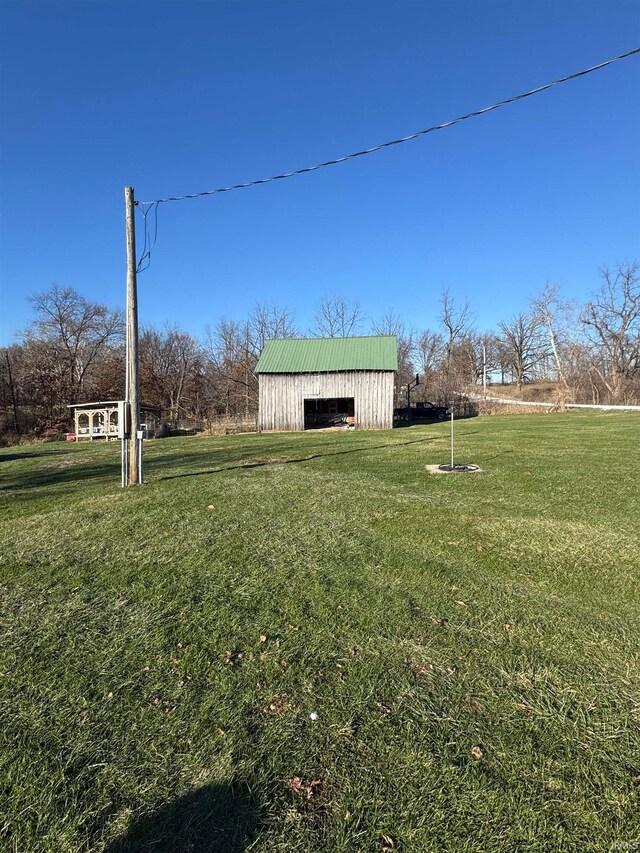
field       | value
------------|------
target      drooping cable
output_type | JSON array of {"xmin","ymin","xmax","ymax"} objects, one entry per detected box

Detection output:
[
  {"xmin": 136, "ymin": 47, "xmax": 640, "ymax": 207},
  {"xmin": 136, "ymin": 201, "xmax": 159, "ymax": 273}
]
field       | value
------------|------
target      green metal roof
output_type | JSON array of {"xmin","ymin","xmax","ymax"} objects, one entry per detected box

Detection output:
[{"xmin": 255, "ymin": 336, "xmax": 398, "ymax": 373}]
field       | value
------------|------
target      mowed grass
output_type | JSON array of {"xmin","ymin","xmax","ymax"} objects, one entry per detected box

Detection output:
[{"xmin": 0, "ymin": 413, "xmax": 639, "ymax": 852}]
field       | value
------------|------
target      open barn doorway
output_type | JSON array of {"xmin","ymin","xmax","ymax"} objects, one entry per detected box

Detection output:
[{"xmin": 304, "ymin": 397, "xmax": 355, "ymax": 429}]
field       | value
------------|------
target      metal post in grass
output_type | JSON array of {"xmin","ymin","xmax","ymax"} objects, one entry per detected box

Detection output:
[
  {"xmin": 121, "ymin": 434, "xmax": 126, "ymax": 488},
  {"xmin": 483, "ymin": 344, "xmax": 487, "ymax": 399},
  {"xmin": 450, "ymin": 405, "xmax": 454, "ymax": 470},
  {"xmin": 137, "ymin": 429, "xmax": 144, "ymax": 485},
  {"xmin": 429, "ymin": 399, "xmax": 481, "ymax": 476}
]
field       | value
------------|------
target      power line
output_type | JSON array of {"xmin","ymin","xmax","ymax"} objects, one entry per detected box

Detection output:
[
  {"xmin": 136, "ymin": 201, "xmax": 159, "ymax": 273},
  {"xmin": 137, "ymin": 46, "xmax": 640, "ymax": 207}
]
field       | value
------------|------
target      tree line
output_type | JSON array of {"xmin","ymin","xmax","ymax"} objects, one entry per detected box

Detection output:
[{"xmin": 1, "ymin": 262, "xmax": 638, "ymax": 442}]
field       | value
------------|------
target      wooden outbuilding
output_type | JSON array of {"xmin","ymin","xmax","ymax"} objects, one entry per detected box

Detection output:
[
  {"xmin": 256, "ymin": 335, "xmax": 397, "ymax": 431},
  {"xmin": 67, "ymin": 401, "xmax": 161, "ymax": 441}
]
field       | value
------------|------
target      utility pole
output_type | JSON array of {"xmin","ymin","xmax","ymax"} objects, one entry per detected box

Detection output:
[{"xmin": 125, "ymin": 186, "xmax": 141, "ymax": 485}]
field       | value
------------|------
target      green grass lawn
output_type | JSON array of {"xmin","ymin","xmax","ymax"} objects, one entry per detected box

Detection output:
[{"xmin": 1, "ymin": 413, "xmax": 639, "ymax": 852}]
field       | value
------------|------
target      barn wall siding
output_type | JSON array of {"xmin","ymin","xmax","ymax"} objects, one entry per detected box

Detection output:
[{"xmin": 258, "ymin": 371, "xmax": 395, "ymax": 431}]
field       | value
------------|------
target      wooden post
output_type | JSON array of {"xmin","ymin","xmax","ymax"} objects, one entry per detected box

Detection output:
[{"xmin": 125, "ymin": 186, "xmax": 140, "ymax": 485}]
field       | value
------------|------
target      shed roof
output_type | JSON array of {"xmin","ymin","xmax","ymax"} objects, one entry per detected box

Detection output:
[
  {"xmin": 255, "ymin": 335, "xmax": 398, "ymax": 373},
  {"xmin": 67, "ymin": 401, "xmax": 161, "ymax": 414}
]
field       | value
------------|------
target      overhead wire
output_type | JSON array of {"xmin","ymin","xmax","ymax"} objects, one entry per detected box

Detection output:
[
  {"xmin": 136, "ymin": 201, "xmax": 159, "ymax": 273},
  {"xmin": 136, "ymin": 46, "xmax": 640, "ymax": 207}
]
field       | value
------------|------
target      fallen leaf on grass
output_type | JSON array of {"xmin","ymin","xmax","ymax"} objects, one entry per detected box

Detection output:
[
  {"xmin": 523, "ymin": 471, "xmax": 532, "ymax": 476},
  {"xmin": 455, "ymin": 600, "xmax": 467, "ymax": 607},
  {"xmin": 263, "ymin": 694, "xmax": 289, "ymax": 715},
  {"xmin": 287, "ymin": 776, "xmax": 323, "ymax": 800},
  {"xmin": 471, "ymin": 745, "xmax": 484, "ymax": 759},
  {"xmin": 259, "ymin": 634, "xmax": 267, "ymax": 643},
  {"xmin": 405, "ymin": 658, "xmax": 433, "ymax": 679}
]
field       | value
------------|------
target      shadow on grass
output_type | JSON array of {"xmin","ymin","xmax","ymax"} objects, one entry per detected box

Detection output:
[
  {"xmin": 0, "ymin": 450, "xmax": 69, "ymax": 462},
  {"xmin": 158, "ymin": 435, "xmax": 443, "ymax": 481},
  {"xmin": 0, "ymin": 461, "xmax": 119, "ymax": 494},
  {"xmin": 104, "ymin": 782, "xmax": 259, "ymax": 853}
]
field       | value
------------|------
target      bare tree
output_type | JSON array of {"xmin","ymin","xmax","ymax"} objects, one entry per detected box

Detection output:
[
  {"xmin": 248, "ymin": 301, "xmax": 297, "ymax": 355},
  {"xmin": 454, "ymin": 331, "xmax": 498, "ymax": 388},
  {"xmin": 498, "ymin": 312, "xmax": 547, "ymax": 389},
  {"xmin": 1, "ymin": 347, "xmax": 21, "ymax": 435},
  {"xmin": 203, "ymin": 319, "xmax": 257, "ymax": 418},
  {"xmin": 140, "ymin": 326, "xmax": 202, "ymax": 425},
  {"xmin": 311, "ymin": 296, "xmax": 365, "ymax": 338},
  {"xmin": 201, "ymin": 302, "xmax": 297, "ymax": 422},
  {"xmin": 579, "ymin": 263, "xmax": 640, "ymax": 403},
  {"xmin": 26, "ymin": 285, "xmax": 124, "ymax": 400},
  {"xmin": 415, "ymin": 329, "xmax": 444, "ymax": 385},
  {"xmin": 371, "ymin": 310, "xmax": 415, "ymax": 405},
  {"xmin": 531, "ymin": 282, "xmax": 575, "ymax": 391},
  {"xmin": 439, "ymin": 288, "xmax": 474, "ymax": 377}
]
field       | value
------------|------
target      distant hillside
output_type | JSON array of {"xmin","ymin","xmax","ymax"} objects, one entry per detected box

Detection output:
[{"xmin": 482, "ymin": 382, "xmax": 564, "ymax": 403}]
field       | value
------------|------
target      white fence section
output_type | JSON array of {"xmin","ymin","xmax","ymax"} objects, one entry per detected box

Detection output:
[
  {"xmin": 464, "ymin": 392, "xmax": 640, "ymax": 412},
  {"xmin": 563, "ymin": 402, "xmax": 640, "ymax": 411}
]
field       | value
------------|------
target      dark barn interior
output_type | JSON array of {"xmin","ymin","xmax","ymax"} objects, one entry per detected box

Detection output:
[{"xmin": 304, "ymin": 397, "xmax": 355, "ymax": 429}]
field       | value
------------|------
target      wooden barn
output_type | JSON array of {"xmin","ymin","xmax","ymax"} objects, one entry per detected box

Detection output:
[{"xmin": 256, "ymin": 335, "xmax": 397, "ymax": 431}]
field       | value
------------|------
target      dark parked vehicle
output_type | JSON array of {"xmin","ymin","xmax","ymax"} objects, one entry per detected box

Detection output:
[{"xmin": 395, "ymin": 401, "xmax": 448, "ymax": 422}]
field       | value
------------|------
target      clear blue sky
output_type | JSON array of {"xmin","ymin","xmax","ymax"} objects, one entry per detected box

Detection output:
[{"xmin": 1, "ymin": 0, "xmax": 639, "ymax": 345}]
